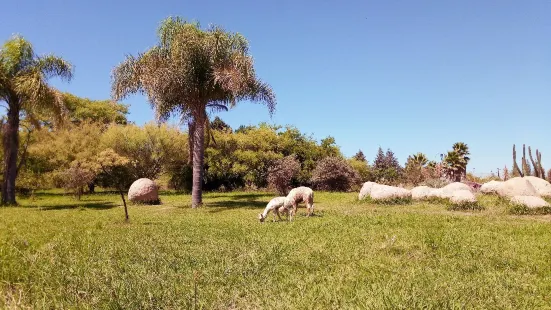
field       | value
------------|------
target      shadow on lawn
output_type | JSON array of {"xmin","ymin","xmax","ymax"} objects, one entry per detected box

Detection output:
[
  {"xmin": 207, "ymin": 200, "xmax": 267, "ymax": 213},
  {"xmin": 33, "ymin": 202, "xmax": 117, "ymax": 211},
  {"xmin": 207, "ymin": 192, "xmax": 272, "ymax": 201}
]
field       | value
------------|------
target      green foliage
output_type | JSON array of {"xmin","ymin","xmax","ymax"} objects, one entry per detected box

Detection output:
[
  {"xmin": 62, "ymin": 92, "xmax": 128, "ymax": 125},
  {"xmin": 352, "ymin": 150, "xmax": 367, "ymax": 162},
  {"xmin": 100, "ymin": 122, "xmax": 188, "ymax": 180},
  {"xmin": 95, "ymin": 148, "xmax": 132, "ymax": 190},
  {"xmin": 442, "ymin": 142, "xmax": 470, "ymax": 182},
  {"xmin": 348, "ymin": 158, "xmax": 372, "ymax": 183},
  {"xmin": 404, "ymin": 152, "xmax": 430, "ymax": 185},
  {"xmin": 372, "ymin": 147, "xmax": 403, "ymax": 185}
]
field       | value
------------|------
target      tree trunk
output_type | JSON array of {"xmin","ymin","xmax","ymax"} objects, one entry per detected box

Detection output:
[
  {"xmin": 191, "ymin": 109, "xmax": 206, "ymax": 208},
  {"xmin": 119, "ymin": 189, "xmax": 129, "ymax": 222},
  {"xmin": 2, "ymin": 105, "xmax": 20, "ymax": 205},
  {"xmin": 88, "ymin": 181, "xmax": 95, "ymax": 194}
]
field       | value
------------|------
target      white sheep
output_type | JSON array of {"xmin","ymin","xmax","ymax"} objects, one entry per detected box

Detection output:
[
  {"xmin": 258, "ymin": 196, "xmax": 286, "ymax": 223},
  {"xmin": 280, "ymin": 186, "xmax": 314, "ymax": 221}
]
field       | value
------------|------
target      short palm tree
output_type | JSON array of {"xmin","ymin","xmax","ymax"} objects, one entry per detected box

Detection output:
[
  {"xmin": 112, "ymin": 17, "xmax": 276, "ymax": 208},
  {"xmin": 0, "ymin": 35, "xmax": 73, "ymax": 204},
  {"xmin": 411, "ymin": 152, "xmax": 428, "ymax": 167}
]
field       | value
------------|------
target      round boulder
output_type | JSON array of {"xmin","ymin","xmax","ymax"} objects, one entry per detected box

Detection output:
[
  {"xmin": 496, "ymin": 177, "xmax": 538, "ymax": 198},
  {"xmin": 370, "ymin": 184, "xmax": 411, "ymax": 201},
  {"xmin": 510, "ymin": 196, "xmax": 550, "ymax": 209},
  {"xmin": 437, "ymin": 182, "xmax": 473, "ymax": 199},
  {"xmin": 128, "ymin": 178, "xmax": 159, "ymax": 204},
  {"xmin": 450, "ymin": 190, "xmax": 477, "ymax": 205},
  {"xmin": 480, "ymin": 180, "xmax": 503, "ymax": 195},
  {"xmin": 411, "ymin": 186, "xmax": 433, "ymax": 200},
  {"xmin": 358, "ymin": 182, "xmax": 376, "ymax": 200},
  {"xmin": 524, "ymin": 176, "xmax": 551, "ymax": 198}
]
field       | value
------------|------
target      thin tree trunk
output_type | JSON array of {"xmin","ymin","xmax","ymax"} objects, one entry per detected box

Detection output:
[
  {"xmin": 88, "ymin": 181, "xmax": 95, "ymax": 194},
  {"xmin": 2, "ymin": 105, "xmax": 20, "ymax": 205},
  {"xmin": 119, "ymin": 189, "xmax": 129, "ymax": 222},
  {"xmin": 191, "ymin": 109, "xmax": 206, "ymax": 208}
]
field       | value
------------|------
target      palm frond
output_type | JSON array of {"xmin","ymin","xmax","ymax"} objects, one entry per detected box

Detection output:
[{"xmin": 36, "ymin": 54, "xmax": 73, "ymax": 81}]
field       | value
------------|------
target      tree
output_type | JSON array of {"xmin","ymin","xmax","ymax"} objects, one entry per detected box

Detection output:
[
  {"xmin": 443, "ymin": 142, "xmax": 470, "ymax": 182},
  {"xmin": 0, "ymin": 35, "xmax": 73, "ymax": 204},
  {"xmin": 112, "ymin": 17, "xmax": 276, "ymax": 208},
  {"xmin": 353, "ymin": 150, "xmax": 367, "ymax": 162},
  {"xmin": 404, "ymin": 152, "xmax": 429, "ymax": 185},
  {"xmin": 311, "ymin": 156, "xmax": 359, "ymax": 191},
  {"xmin": 96, "ymin": 149, "xmax": 132, "ymax": 222},
  {"xmin": 372, "ymin": 147, "xmax": 402, "ymax": 184},
  {"xmin": 267, "ymin": 155, "xmax": 300, "ymax": 195},
  {"xmin": 62, "ymin": 93, "xmax": 128, "ymax": 125},
  {"xmin": 210, "ymin": 116, "xmax": 232, "ymax": 133}
]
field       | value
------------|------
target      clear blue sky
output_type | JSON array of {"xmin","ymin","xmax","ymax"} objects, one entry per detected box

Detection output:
[{"xmin": 2, "ymin": 0, "xmax": 549, "ymax": 175}]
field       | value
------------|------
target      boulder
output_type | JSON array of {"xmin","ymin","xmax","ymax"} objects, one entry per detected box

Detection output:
[
  {"xmin": 437, "ymin": 182, "xmax": 473, "ymax": 198},
  {"xmin": 510, "ymin": 196, "xmax": 550, "ymax": 209},
  {"xmin": 370, "ymin": 184, "xmax": 411, "ymax": 201},
  {"xmin": 450, "ymin": 190, "xmax": 477, "ymax": 205},
  {"xmin": 358, "ymin": 182, "xmax": 376, "ymax": 200},
  {"xmin": 496, "ymin": 177, "xmax": 538, "ymax": 198},
  {"xmin": 411, "ymin": 186, "xmax": 433, "ymax": 200},
  {"xmin": 128, "ymin": 178, "xmax": 159, "ymax": 203},
  {"xmin": 480, "ymin": 180, "xmax": 503, "ymax": 194},
  {"xmin": 525, "ymin": 176, "xmax": 551, "ymax": 198}
]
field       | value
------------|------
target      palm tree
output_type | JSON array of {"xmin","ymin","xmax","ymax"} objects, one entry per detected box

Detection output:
[
  {"xmin": 443, "ymin": 151, "xmax": 462, "ymax": 181},
  {"xmin": 410, "ymin": 152, "xmax": 428, "ymax": 167},
  {"xmin": 452, "ymin": 142, "xmax": 470, "ymax": 180},
  {"xmin": 0, "ymin": 36, "xmax": 72, "ymax": 204},
  {"xmin": 112, "ymin": 17, "xmax": 276, "ymax": 208}
]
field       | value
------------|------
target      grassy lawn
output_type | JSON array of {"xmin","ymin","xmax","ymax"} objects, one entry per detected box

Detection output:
[{"xmin": 1, "ymin": 191, "xmax": 551, "ymax": 309}]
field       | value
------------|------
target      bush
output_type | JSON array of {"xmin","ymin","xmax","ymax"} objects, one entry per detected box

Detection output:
[
  {"xmin": 311, "ymin": 157, "xmax": 359, "ymax": 191},
  {"xmin": 62, "ymin": 161, "xmax": 96, "ymax": 200},
  {"xmin": 267, "ymin": 155, "xmax": 300, "ymax": 195}
]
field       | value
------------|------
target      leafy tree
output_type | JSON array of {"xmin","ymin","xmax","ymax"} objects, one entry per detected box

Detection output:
[
  {"xmin": 62, "ymin": 93, "xmax": 128, "ymax": 125},
  {"xmin": 210, "ymin": 116, "xmax": 232, "ymax": 133},
  {"xmin": 353, "ymin": 150, "xmax": 367, "ymax": 162},
  {"xmin": 100, "ymin": 122, "xmax": 188, "ymax": 180},
  {"xmin": 267, "ymin": 155, "xmax": 300, "ymax": 195},
  {"xmin": 348, "ymin": 158, "xmax": 372, "ymax": 182},
  {"xmin": 0, "ymin": 35, "xmax": 72, "ymax": 204},
  {"xmin": 112, "ymin": 17, "xmax": 276, "ymax": 208},
  {"xmin": 61, "ymin": 160, "xmax": 96, "ymax": 200},
  {"xmin": 311, "ymin": 156, "xmax": 359, "ymax": 191},
  {"xmin": 96, "ymin": 149, "xmax": 132, "ymax": 222},
  {"xmin": 372, "ymin": 147, "xmax": 402, "ymax": 185}
]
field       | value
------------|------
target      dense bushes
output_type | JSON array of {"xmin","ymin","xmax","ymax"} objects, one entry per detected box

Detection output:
[
  {"xmin": 311, "ymin": 157, "xmax": 359, "ymax": 191},
  {"xmin": 267, "ymin": 155, "xmax": 300, "ymax": 195}
]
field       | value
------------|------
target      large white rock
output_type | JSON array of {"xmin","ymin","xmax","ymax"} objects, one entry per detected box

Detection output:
[
  {"xmin": 370, "ymin": 184, "xmax": 411, "ymax": 201},
  {"xmin": 450, "ymin": 190, "xmax": 477, "ymax": 205},
  {"xmin": 510, "ymin": 196, "xmax": 550, "ymax": 209},
  {"xmin": 496, "ymin": 177, "xmax": 538, "ymax": 198},
  {"xmin": 128, "ymin": 178, "xmax": 159, "ymax": 203},
  {"xmin": 411, "ymin": 186, "xmax": 433, "ymax": 200},
  {"xmin": 358, "ymin": 182, "xmax": 376, "ymax": 200},
  {"xmin": 525, "ymin": 176, "xmax": 551, "ymax": 198},
  {"xmin": 438, "ymin": 182, "xmax": 473, "ymax": 198},
  {"xmin": 480, "ymin": 180, "xmax": 503, "ymax": 194}
]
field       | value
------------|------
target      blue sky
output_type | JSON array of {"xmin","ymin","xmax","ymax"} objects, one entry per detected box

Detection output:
[{"xmin": 2, "ymin": 0, "xmax": 549, "ymax": 175}]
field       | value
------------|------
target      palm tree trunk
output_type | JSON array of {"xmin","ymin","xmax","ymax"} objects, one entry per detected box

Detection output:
[
  {"xmin": 2, "ymin": 105, "xmax": 20, "ymax": 205},
  {"xmin": 191, "ymin": 109, "xmax": 206, "ymax": 208}
]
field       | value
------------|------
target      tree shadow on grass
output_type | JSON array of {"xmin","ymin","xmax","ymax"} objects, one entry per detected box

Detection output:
[
  {"xmin": 207, "ymin": 192, "xmax": 273, "ymax": 201},
  {"xmin": 33, "ymin": 201, "xmax": 118, "ymax": 211},
  {"xmin": 207, "ymin": 200, "xmax": 267, "ymax": 213}
]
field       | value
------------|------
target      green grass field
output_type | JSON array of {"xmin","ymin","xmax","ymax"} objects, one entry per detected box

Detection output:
[{"xmin": 2, "ymin": 191, "xmax": 551, "ymax": 309}]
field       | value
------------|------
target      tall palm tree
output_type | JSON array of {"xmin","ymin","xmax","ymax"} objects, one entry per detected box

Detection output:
[
  {"xmin": 452, "ymin": 142, "xmax": 470, "ymax": 180},
  {"xmin": 112, "ymin": 17, "xmax": 276, "ymax": 208},
  {"xmin": 0, "ymin": 35, "xmax": 72, "ymax": 204},
  {"xmin": 411, "ymin": 152, "xmax": 428, "ymax": 167}
]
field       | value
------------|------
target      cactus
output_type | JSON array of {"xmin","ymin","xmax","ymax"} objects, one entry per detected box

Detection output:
[
  {"xmin": 521, "ymin": 144, "xmax": 532, "ymax": 176},
  {"xmin": 512, "ymin": 144, "xmax": 523, "ymax": 177},
  {"xmin": 536, "ymin": 149, "xmax": 545, "ymax": 179},
  {"xmin": 528, "ymin": 147, "xmax": 540, "ymax": 178},
  {"xmin": 548, "ymin": 169, "xmax": 551, "ymax": 182}
]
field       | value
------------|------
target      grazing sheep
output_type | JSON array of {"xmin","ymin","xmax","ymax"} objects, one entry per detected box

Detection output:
[
  {"xmin": 281, "ymin": 186, "xmax": 314, "ymax": 221},
  {"xmin": 258, "ymin": 197, "xmax": 286, "ymax": 223}
]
